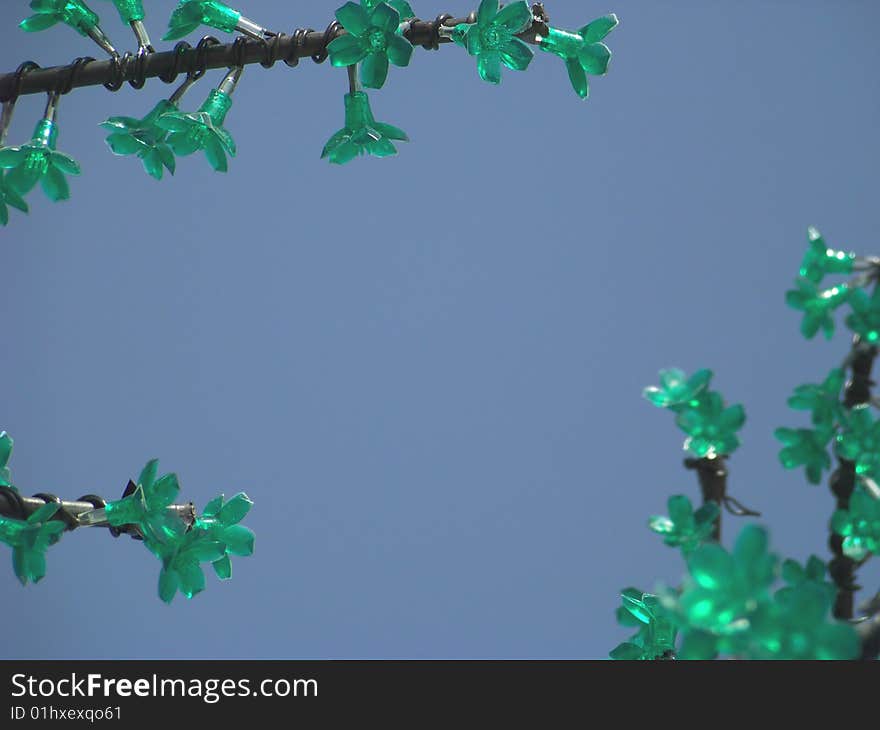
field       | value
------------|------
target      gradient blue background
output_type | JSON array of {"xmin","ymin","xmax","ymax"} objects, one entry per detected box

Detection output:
[{"xmin": 1, "ymin": 0, "xmax": 879, "ymax": 658}]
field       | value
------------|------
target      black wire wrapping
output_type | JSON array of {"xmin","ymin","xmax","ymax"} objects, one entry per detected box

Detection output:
[
  {"xmin": 0, "ymin": 485, "xmax": 26, "ymax": 520},
  {"xmin": 10, "ymin": 61, "xmax": 40, "ymax": 104},
  {"xmin": 32, "ymin": 492, "xmax": 79, "ymax": 531},
  {"xmin": 157, "ymin": 41, "xmax": 193, "ymax": 84},
  {"xmin": 313, "ymin": 21, "xmax": 342, "ymax": 64},
  {"xmin": 422, "ymin": 14, "xmax": 454, "ymax": 50},
  {"xmin": 57, "ymin": 56, "xmax": 94, "ymax": 95}
]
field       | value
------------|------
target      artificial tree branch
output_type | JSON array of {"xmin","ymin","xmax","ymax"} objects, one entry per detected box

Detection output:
[
  {"xmin": 683, "ymin": 456, "xmax": 760, "ymax": 542},
  {"xmin": 830, "ymin": 336, "xmax": 878, "ymax": 620},
  {"xmin": 0, "ymin": 9, "xmax": 551, "ymax": 102}
]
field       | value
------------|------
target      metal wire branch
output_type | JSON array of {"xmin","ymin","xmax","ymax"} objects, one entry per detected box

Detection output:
[{"xmin": 0, "ymin": 8, "xmax": 551, "ymax": 102}]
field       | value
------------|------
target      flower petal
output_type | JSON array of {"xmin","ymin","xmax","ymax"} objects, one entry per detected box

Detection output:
[
  {"xmin": 367, "ymin": 135, "xmax": 398, "ymax": 158},
  {"xmin": 476, "ymin": 0, "xmax": 499, "ymax": 28},
  {"xmin": 477, "ymin": 50, "xmax": 502, "ymax": 84},
  {"xmin": 361, "ymin": 51, "xmax": 390, "ymax": 89},
  {"xmin": 370, "ymin": 2, "xmax": 400, "ymax": 33},
  {"xmin": 494, "ymin": 1, "xmax": 532, "ymax": 33},
  {"xmin": 41, "ymin": 164, "xmax": 70, "ymax": 201},
  {"xmin": 328, "ymin": 33, "xmax": 368, "ymax": 67},
  {"xmin": 387, "ymin": 33, "xmax": 413, "ymax": 67},
  {"xmin": 19, "ymin": 14, "xmax": 59, "ymax": 32},
  {"xmin": 579, "ymin": 14, "xmax": 619, "ymax": 43},
  {"xmin": 335, "ymin": 2, "xmax": 370, "ymax": 35},
  {"xmin": 579, "ymin": 42, "xmax": 611, "ymax": 75},
  {"xmin": 564, "ymin": 58, "xmax": 589, "ymax": 98},
  {"xmin": 0, "ymin": 148, "xmax": 25, "ymax": 168},
  {"xmin": 372, "ymin": 121, "xmax": 408, "ymax": 141},
  {"xmin": 500, "ymin": 36, "xmax": 533, "ymax": 71},
  {"xmin": 49, "ymin": 151, "xmax": 81, "ymax": 175},
  {"xmin": 203, "ymin": 138, "xmax": 228, "ymax": 172}
]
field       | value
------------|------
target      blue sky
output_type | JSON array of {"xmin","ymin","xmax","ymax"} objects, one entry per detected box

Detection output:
[{"xmin": 1, "ymin": 0, "xmax": 879, "ymax": 658}]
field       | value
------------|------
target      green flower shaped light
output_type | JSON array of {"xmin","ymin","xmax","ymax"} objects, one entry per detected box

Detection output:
[
  {"xmin": 99, "ymin": 0, "xmax": 152, "ymax": 50},
  {"xmin": 102, "ymin": 459, "xmax": 187, "ymax": 544},
  {"xmin": 799, "ymin": 226, "xmax": 855, "ymax": 284},
  {"xmin": 537, "ymin": 14, "xmax": 617, "ymax": 99},
  {"xmin": 846, "ymin": 285, "xmax": 880, "ymax": 345},
  {"xmin": 835, "ymin": 404, "xmax": 880, "ymax": 483},
  {"xmin": 786, "ymin": 368, "xmax": 845, "ymax": 431},
  {"xmin": 328, "ymin": 2, "xmax": 414, "ymax": 90},
  {"xmin": 147, "ymin": 492, "xmax": 254, "ymax": 602},
  {"xmin": 785, "ymin": 277, "xmax": 850, "ymax": 340},
  {"xmin": 649, "ymin": 495, "xmax": 719, "ymax": 554},
  {"xmin": 452, "ymin": 0, "xmax": 534, "ymax": 84},
  {"xmin": 666, "ymin": 525, "xmax": 777, "ymax": 649},
  {"xmin": 675, "ymin": 391, "xmax": 746, "ymax": 458},
  {"xmin": 0, "ymin": 173, "xmax": 29, "ymax": 226},
  {"xmin": 774, "ymin": 427, "xmax": 833, "ymax": 485},
  {"xmin": 195, "ymin": 492, "xmax": 255, "ymax": 580},
  {"xmin": 0, "ymin": 502, "xmax": 66, "ymax": 586},
  {"xmin": 643, "ymin": 367, "xmax": 712, "ymax": 411},
  {"xmin": 20, "ymin": 0, "xmax": 117, "ymax": 57},
  {"xmin": 164, "ymin": 0, "xmax": 271, "ymax": 41},
  {"xmin": 363, "ymin": 0, "xmax": 413, "ymax": 18},
  {"xmin": 157, "ymin": 68, "xmax": 241, "ymax": 173},
  {"xmin": 775, "ymin": 555, "xmax": 836, "ymax": 607},
  {"xmin": 0, "ymin": 432, "xmax": 13, "ymax": 487},
  {"xmin": 832, "ymin": 485, "xmax": 880, "ymax": 561},
  {"xmin": 0, "ymin": 96, "xmax": 82, "ymax": 203},
  {"xmin": 100, "ymin": 100, "xmax": 178, "ymax": 180},
  {"xmin": 322, "ymin": 90, "xmax": 408, "ymax": 164},
  {"xmin": 610, "ymin": 588, "xmax": 677, "ymax": 660}
]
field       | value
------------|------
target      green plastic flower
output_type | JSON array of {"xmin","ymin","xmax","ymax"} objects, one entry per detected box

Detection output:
[
  {"xmin": 786, "ymin": 368, "xmax": 845, "ymax": 431},
  {"xmin": 164, "ymin": 0, "xmax": 241, "ymax": 39},
  {"xmin": 100, "ymin": 0, "xmax": 144, "ymax": 24},
  {"xmin": 775, "ymin": 555, "xmax": 836, "ymax": 607},
  {"xmin": 157, "ymin": 89, "xmax": 236, "ymax": 172},
  {"xmin": 328, "ymin": 2, "xmax": 414, "ymax": 89},
  {"xmin": 832, "ymin": 485, "xmax": 880, "ymax": 560},
  {"xmin": 100, "ymin": 100, "xmax": 178, "ymax": 180},
  {"xmin": 670, "ymin": 525, "xmax": 777, "ymax": 637},
  {"xmin": 643, "ymin": 367, "xmax": 712, "ymax": 411},
  {"xmin": 322, "ymin": 91, "xmax": 408, "ymax": 164},
  {"xmin": 104, "ymin": 459, "xmax": 186, "ymax": 543},
  {"xmin": 774, "ymin": 427, "xmax": 833, "ymax": 485},
  {"xmin": 146, "ymin": 492, "xmax": 255, "ymax": 602},
  {"xmin": 195, "ymin": 492, "xmax": 255, "ymax": 580},
  {"xmin": 537, "ymin": 14, "xmax": 617, "ymax": 98},
  {"xmin": 675, "ymin": 391, "xmax": 745, "ymax": 458},
  {"xmin": 0, "ymin": 431, "xmax": 13, "ymax": 487},
  {"xmin": 0, "ymin": 502, "xmax": 66, "ymax": 586},
  {"xmin": 785, "ymin": 277, "xmax": 849, "ymax": 340},
  {"xmin": 799, "ymin": 226, "xmax": 855, "ymax": 284},
  {"xmin": 0, "ymin": 120, "xmax": 81, "ymax": 202},
  {"xmin": 20, "ymin": 0, "xmax": 100, "ymax": 37},
  {"xmin": 648, "ymin": 495, "xmax": 719, "ymax": 554},
  {"xmin": 610, "ymin": 588, "xmax": 677, "ymax": 660},
  {"xmin": 846, "ymin": 285, "xmax": 880, "ymax": 345},
  {"xmin": 452, "ymin": 0, "xmax": 534, "ymax": 84},
  {"xmin": 835, "ymin": 404, "xmax": 880, "ymax": 482},
  {"xmin": 0, "ymin": 173, "xmax": 29, "ymax": 226}
]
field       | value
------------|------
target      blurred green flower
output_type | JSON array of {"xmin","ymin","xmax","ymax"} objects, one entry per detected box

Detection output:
[
  {"xmin": 322, "ymin": 91, "xmax": 408, "ymax": 164},
  {"xmin": 609, "ymin": 588, "xmax": 676, "ymax": 660},
  {"xmin": 832, "ymin": 485, "xmax": 880, "ymax": 561},
  {"xmin": 786, "ymin": 368, "xmax": 845, "ymax": 431},
  {"xmin": 537, "ymin": 14, "xmax": 617, "ymax": 98},
  {"xmin": 799, "ymin": 226, "xmax": 855, "ymax": 284},
  {"xmin": 785, "ymin": 277, "xmax": 849, "ymax": 340},
  {"xmin": 846, "ymin": 285, "xmax": 880, "ymax": 345},
  {"xmin": 643, "ymin": 367, "xmax": 712, "ymax": 411},
  {"xmin": 0, "ymin": 172, "xmax": 29, "ymax": 226},
  {"xmin": 0, "ymin": 502, "xmax": 66, "ymax": 586},
  {"xmin": 0, "ymin": 120, "xmax": 81, "ymax": 202},
  {"xmin": 100, "ymin": 100, "xmax": 178, "ymax": 180},
  {"xmin": 835, "ymin": 404, "xmax": 880, "ymax": 482},
  {"xmin": 648, "ymin": 495, "xmax": 719, "ymax": 554},
  {"xmin": 452, "ymin": 0, "xmax": 534, "ymax": 84},
  {"xmin": 774, "ymin": 427, "xmax": 833, "ymax": 485},
  {"xmin": 675, "ymin": 391, "xmax": 745, "ymax": 458}
]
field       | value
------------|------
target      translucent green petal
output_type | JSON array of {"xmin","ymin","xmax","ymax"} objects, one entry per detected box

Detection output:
[
  {"xmin": 372, "ymin": 121, "xmax": 408, "ymax": 141},
  {"xmin": 41, "ymin": 165, "xmax": 70, "ymax": 201},
  {"xmin": 386, "ymin": 33, "xmax": 413, "ymax": 67},
  {"xmin": 494, "ymin": 1, "xmax": 532, "ymax": 33},
  {"xmin": 20, "ymin": 14, "xmax": 60, "ymax": 32},
  {"xmin": 564, "ymin": 58, "xmax": 589, "ymax": 98},
  {"xmin": 477, "ymin": 50, "xmax": 502, "ymax": 84},
  {"xmin": 367, "ymin": 136, "xmax": 397, "ymax": 157},
  {"xmin": 203, "ymin": 137, "xmax": 228, "ymax": 172},
  {"xmin": 476, "ymin": 0, "xmax": 499, "ymax": 28},
  {"xmin": 336, "ymin": 2, "xmax": 370, "ymax": 36},
  {"xmin": 361, "ymin": 51, "xmax": 390, "ymax": 88},
  {"xmin": 500, "ymin": 37, "xmax": 533, "ymax": 71},
  {"xmin": 579, "ymin": 14, "xmax": 619, "ymax": 43},
  {"xmin": 370, "ymin": 2, "xmax": 400, "ymax": 33},
  {"xmin": 579, "ymin": 42, "xmax": 611, "ymax": 75},
  {"xmin": 328, "ymin": 32, "xmax": 368, "ymax": 66}
]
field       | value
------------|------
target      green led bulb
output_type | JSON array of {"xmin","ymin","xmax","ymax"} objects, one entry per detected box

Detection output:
[
  {"xmin": 0, "ymin": 96, "xmax": 82, "ymax": 202},
  {"xmin": 832, "ymin": 485, "xmax": 880, "ymax": 561},
  {"xmin": 675, "ymin": 391, "xmax": 746, "ymax": 458},
  {"xmin": 609, "ymin": 588, "xmax": 676, "ymax": 660},
  {"xmin": 0, "ymin": 502, "xmax": 66, "ymax": 586},
  {"xmin": 537, "ymin": 15, "xmax": 617, "ymax": 98},
  {"xmin": 451, "ymin": 0, "xmax": 534, "ymax": 84},
  {"xmin": 164, "ymin": 0, "xmax": 270, "ymax": 42},
  {"xmin": 799, "ymin": 226, "xmax": 855, "ymax": 283},
  {"xmin": 328, "ymin": 2, "xmax": 414, "ymax": 89},
  {"xmin": 785, "ymin": 277, "xmax": 850, "ymax": 340},
  {"xmin": 157, "ymin": 68, "xmax": 240, "ymax": 172},
  {"xmin": 0, "ymin": 431, "xmax": 14, "ymax": 488},
  {"xmin": 322, "ymin": 90, "xmax": 408, "ymax": 164},
  {"xmin": 846, "ymin": 285, "xmax": 880, "ymax": 345},
  {"xmin": 786, "ymin": 368, "xmax": 845, "ymax": 431},
  {"xmin": 103, "ymin": 459, "xmax": 186, "ymax": 543},
  {"xmin": 774, "ymin": 427, "xmax": 833, "ymax": 485},
  {"xmin": 649, "ymin": 495, "xmax": 719, "ymax": 554},
  {"xmin": 20, "ymin": 0, "xmax": 118, "ymax": 57},
  {"xmin": 0, "ymin": 173, "xmax": 29, "ymax": 227},
  {"xmin": 643, "ymin": 367, "xmax": 713, "ymax": 411},
  {"xmin": 835, "ymin": 404, "xmax": 880, "ymax": 482},
  {"xmin": 100, "ymin": 100, "xmax": 178, "ymax": 180}
]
